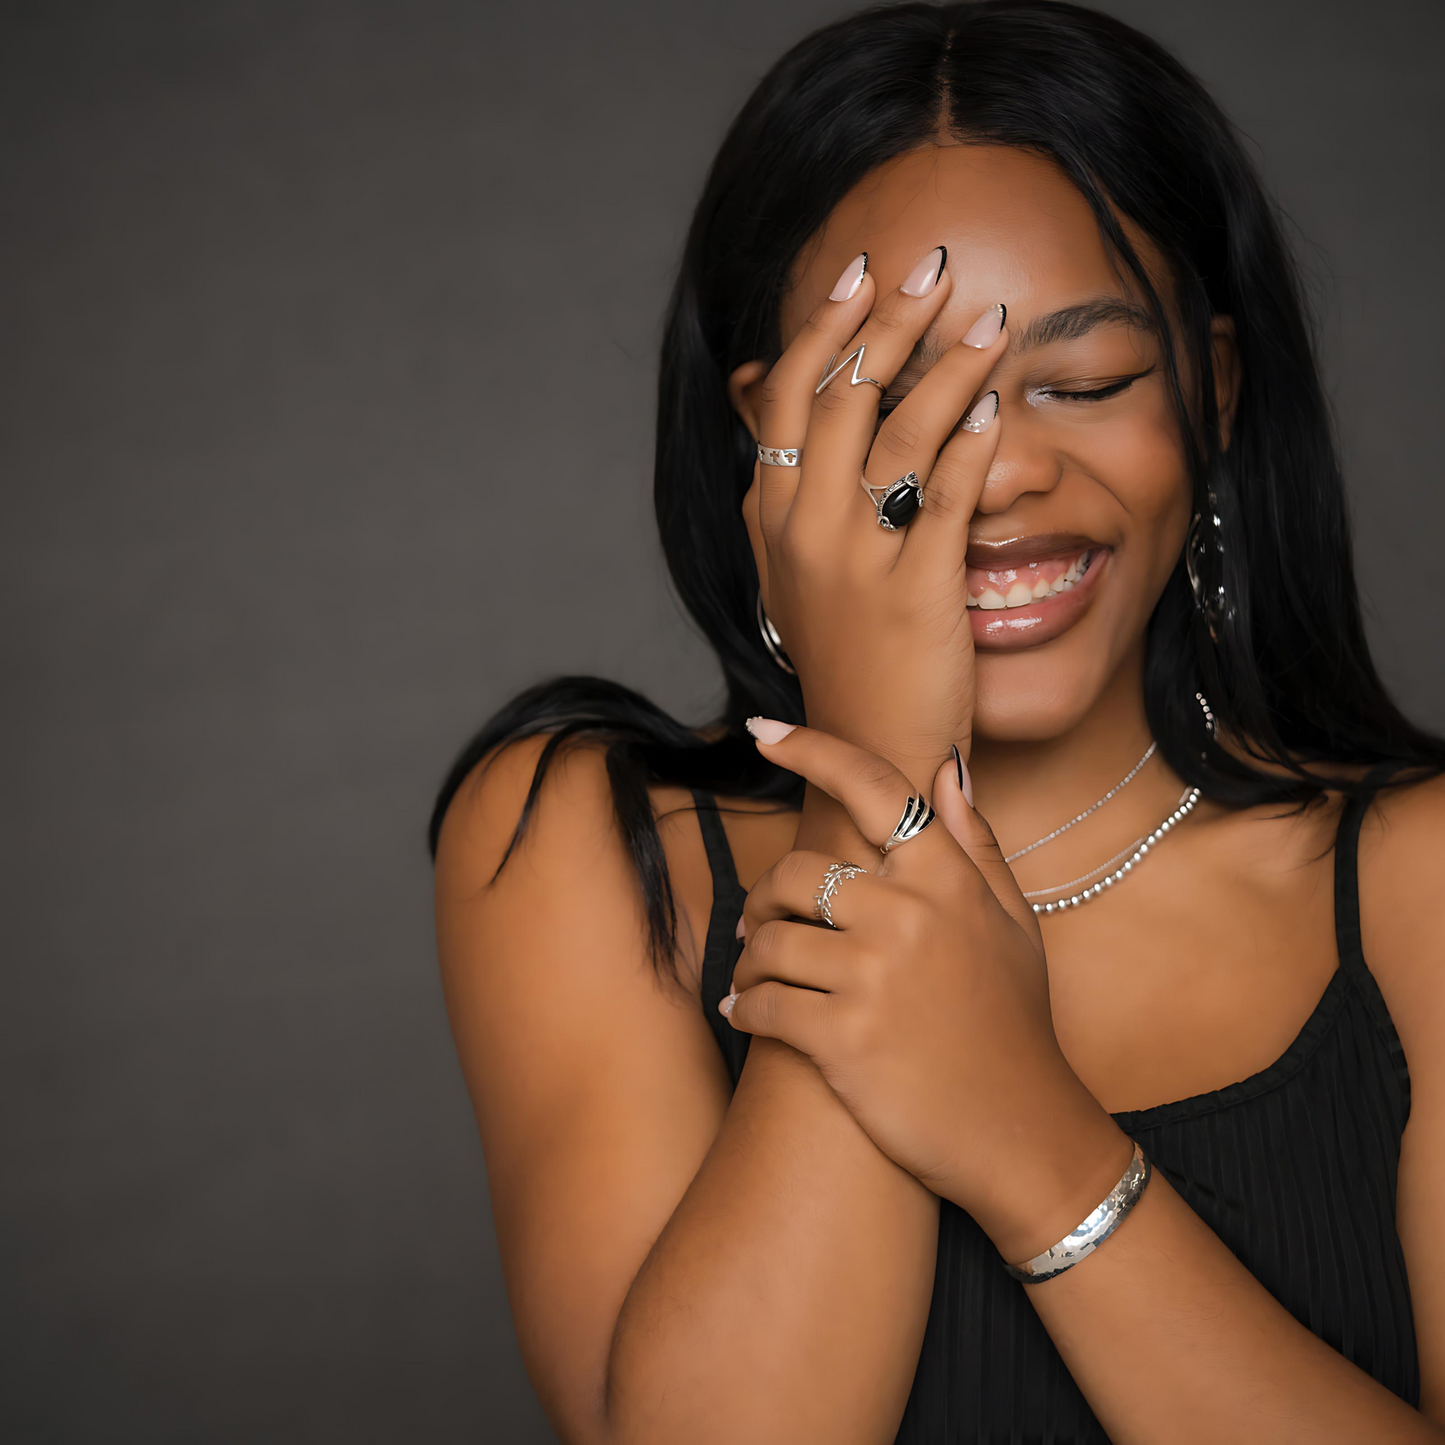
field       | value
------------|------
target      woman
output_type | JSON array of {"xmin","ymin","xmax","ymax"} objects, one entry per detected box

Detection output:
[{"xmin": 430, "ymin": 3, "xmax": 1445, "ymax": 1440}]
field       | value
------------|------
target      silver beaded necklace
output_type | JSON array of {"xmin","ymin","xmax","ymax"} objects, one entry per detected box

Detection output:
[
  {"xmin": 1025, "ymin": 785, "xmax": 1201, "ymax": 915},
  {"xmin": 1003, "ymin": 740, "xmax": 1158, "ymax": 864}
]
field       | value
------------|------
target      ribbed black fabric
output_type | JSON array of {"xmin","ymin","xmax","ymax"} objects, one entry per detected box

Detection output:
[{"xmin": 689, "ymin": 778, "xmax": 1418, "ymax": 1442}]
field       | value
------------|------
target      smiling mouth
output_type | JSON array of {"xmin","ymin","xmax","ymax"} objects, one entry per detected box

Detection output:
[
  {"xmin": 963, "ymin": 535, "xmax": 1110, "ymax": 651},
  {"xmin": 965, "ymin": 547, "xmax": 1097, "ymax": 610}
]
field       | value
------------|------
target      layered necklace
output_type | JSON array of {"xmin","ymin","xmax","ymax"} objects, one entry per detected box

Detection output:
[{"xmin": 1006, "ymin": 740, "xmax": 1202, "ymax": 916}]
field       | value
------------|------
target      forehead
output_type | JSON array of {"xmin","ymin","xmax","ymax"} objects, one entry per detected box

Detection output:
[{"xmin": 782, "ymin": 143, "xmax": 1162, "ymax": 345}]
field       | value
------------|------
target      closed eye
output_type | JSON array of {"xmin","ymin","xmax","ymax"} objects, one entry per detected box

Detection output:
[{"xmin": 1028, "ymin": 367, "xmax": 1156, "ymax": 405}]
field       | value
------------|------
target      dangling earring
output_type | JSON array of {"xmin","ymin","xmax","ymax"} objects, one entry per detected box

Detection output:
[
  {"xmin": 1195, "ymin": 691, "xmax": 1216, "ymax": 736},
  {"xmin": 756, "ymin": 592, "xmax": 796, "ymax": 675},
  {"xmin": 1185, "ymin": 492, "xmax": 1230, "ymax": 642}
]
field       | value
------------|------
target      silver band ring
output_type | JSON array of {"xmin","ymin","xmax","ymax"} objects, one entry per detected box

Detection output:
[
  {"xmin": 815, "ymin": 343, "xmax": 885, "ymax": 396},
  {"xmin": 863, "ymin": 470, "xmax": 925, "ymax": 531},
  {"xmin": 814, "ymin": 861, "xmax": 868, "ymax": 928},
  {"xmin": 882, "ymin": 794, "xmax": 936, "ymax": 852},
  {"xmin": 758, "ymin": 443, "xmax": 802, "ymax": 467}
]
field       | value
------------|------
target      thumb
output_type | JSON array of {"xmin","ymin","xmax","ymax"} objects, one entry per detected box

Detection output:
[{"xmin": 933, "ymin": 746, "xmax": 1042, "ymax": 946}]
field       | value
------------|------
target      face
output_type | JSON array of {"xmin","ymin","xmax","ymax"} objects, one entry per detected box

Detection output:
[{"xmin": 760, "ymin": 144, "xmax": 1232, "ymax": 743}]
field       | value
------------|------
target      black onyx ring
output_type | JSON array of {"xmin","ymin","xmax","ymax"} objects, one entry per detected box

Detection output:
[{"xmin": 863, "ymin": 470, "xmax": 925, "ymax": 531}]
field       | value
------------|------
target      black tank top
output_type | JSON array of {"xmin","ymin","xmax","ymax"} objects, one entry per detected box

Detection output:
[{"xmin": 689, "ymin": 774, "xmax": 1418, "ymax": 1442}]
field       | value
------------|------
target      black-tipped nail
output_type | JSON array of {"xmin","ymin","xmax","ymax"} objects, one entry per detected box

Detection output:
[
  {"xmin": 951, "ymin": 744, "xmax": 965, "ymax": 792},
  {"xmin": 937, "ymin": 245, "xmax": 947, "ymax": 276}
]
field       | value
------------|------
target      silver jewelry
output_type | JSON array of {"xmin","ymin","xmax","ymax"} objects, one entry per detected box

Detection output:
[
  {"xmin": 882, "ymin": 793, "xmax": 936, "ymax": 852},
  {"xmin": 1185, "ymin": 495, "xmax": 1232, "ymax": 637},
  {"xmin": 1004, "ymin": 741, "xmax": 1157, "ymax": 863},
  {"xmin": 862, "ymin": 470, "xmax": 925, "ymax": 531},
  {"xmin": 757, "ymin": 443, "xmax": 802, "ymax": 467},
  {"xmin": 814, "ymin": 861, "xmax": 867, "ymax": 928},
  {"xmin": 756, "ymin": 593, "xmax": 795, "ymax": 674},
  {"xmin": 1195, "ymin": 691, "xmax": 1216, "ymax": 735},
  {"xmin": 1004, "ymin": 1141, "xmax": 1151, "ymax": 1283},
  {"xmin": 815, "ymin": 343, "xmax": 885, "ymax": 396},
  {"xmin": 1028, "ymin": 786, "xmax": 1201, "ymax": 915}
]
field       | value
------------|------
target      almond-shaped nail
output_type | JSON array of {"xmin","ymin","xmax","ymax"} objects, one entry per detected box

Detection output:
[
  {"xmin": 745, "ymin": 716, "xmax": 797, "ymax": 744},
  {"xmin": 735, "ymin": 913, "xmax": 746, "ymax": 939},
  {"xmin": 718, "ymin": 991, "xmax": 738, "ymax": 1018},
  {"xmin": 830, "ymin": 252, "xmax": 868, "ymax": 301},
  {"xmin": 962, "ymin": 390, "xmax": 999, "ymax": 434},
  {"xmin": 951, "ymin": 744, "xmax": 975, "ymax": 806},
  {"xmin": 962, "ymin": 303, "xmax": 1006, "ymax": 348},
  {"xmin": 900, "ymin": 245, "xmax": 946, "ymax": 297}
]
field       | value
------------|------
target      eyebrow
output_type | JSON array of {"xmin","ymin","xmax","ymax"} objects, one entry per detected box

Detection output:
[
  {"xmin": 904, "ymin": 296, "xmax": 1156, "ymax": 373},
  {"xmin": 1010, "ymin": 297, "xmax": 1156, "ymax": 353}
]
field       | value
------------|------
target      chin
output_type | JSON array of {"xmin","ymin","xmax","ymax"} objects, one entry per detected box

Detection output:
[{"xmin": 966, "ymin": 543, "xmax": 1156, "ymax": 742}]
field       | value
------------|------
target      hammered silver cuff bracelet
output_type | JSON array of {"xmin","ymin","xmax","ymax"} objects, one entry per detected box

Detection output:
[{"xmin": 1004, "ymin": 1141, "xmax": 1152, "ymax": 1283}]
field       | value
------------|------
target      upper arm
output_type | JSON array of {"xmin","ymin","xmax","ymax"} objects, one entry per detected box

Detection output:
[
  {"xmin": 433, "ymin": 736, "xmax": 731, "ymax": 1441},
  {"xmin": 1358, "ymin": 771, "xmax": 1445, "ymax": 1424}
]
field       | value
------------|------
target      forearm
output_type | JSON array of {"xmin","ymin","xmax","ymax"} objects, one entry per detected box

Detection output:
[
  {"xmin": 1027, "ymin": 1169, "xmax": 1441, "ymax": 1443},
  {"xmin": 604, "ymin": 1038, "xmax": 936, "ymax": 1444},
  {"xmin": 602, "ymin": 789, "xmax": 935, "ymax": 1445}
]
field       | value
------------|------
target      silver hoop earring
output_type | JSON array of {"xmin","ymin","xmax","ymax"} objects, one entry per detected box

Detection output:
[{"xmin": 756, "ymin": 593, "xmax": 796, "ymax": 675}]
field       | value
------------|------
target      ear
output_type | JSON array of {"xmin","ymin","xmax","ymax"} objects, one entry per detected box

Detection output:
[
  {"xmin": 1210, "ymin": 316, "xmax": 1240, "ymax": 452},
  {"xmin": 727, "ymin": 359, "xmax": 769, "ymax": 440}
]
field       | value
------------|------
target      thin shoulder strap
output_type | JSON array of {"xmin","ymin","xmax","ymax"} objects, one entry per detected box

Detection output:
[
  {"xmin": 1333, "ymin": 761, "xmax": 1406, "ymax": 974},
  {"xmin": 689, "ymin": 789, "xmax": 751, "ymax": 1087}
]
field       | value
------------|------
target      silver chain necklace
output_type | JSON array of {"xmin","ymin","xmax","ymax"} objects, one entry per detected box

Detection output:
[
  {"xmin": 1026, "ymin": 785, "xmax": 1201, "ymax": 915},
  {"xmin": 1003, "ymin": 741, "xmax": 1158, "ymax": 864}
]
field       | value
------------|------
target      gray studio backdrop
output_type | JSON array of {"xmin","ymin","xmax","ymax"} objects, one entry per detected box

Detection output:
[{"xmin": 5, "ymin": 1, "xmax": 1441, "ymax": 1440}]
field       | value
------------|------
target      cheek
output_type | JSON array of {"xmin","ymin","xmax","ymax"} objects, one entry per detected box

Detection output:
[{"xmin": 1078, "ymin": 408, "xmax": 1193, "ymax": 573}]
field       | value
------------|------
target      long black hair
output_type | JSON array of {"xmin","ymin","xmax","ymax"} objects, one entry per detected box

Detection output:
[{"xmin": 428, "ymin": 0, "xmax": 1445, "ymax": 974}]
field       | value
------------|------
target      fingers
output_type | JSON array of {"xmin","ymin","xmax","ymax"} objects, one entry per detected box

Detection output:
[
  {"xmin": 861, "ymin": 310, "xmax": 1008, "ymax": 550},
  {"xmin": 899, "ymin": 388, "xmax": 1003, "ymax": 569},
  {"xmin": 731, "ymin": 915, "xmax": 844, "ymax": 994},
  {"xmin": 744, "ymin": 719, "xmax": 957, "ymax": 873},
  {"xmin": 931, "ymin": 749, "xmax": 1043, "ymax": 947},
  {"xmin": 793, "ymin": 248, "xmax": 954, "ymax": 528},
  {"xmin": 721, "ymin": 976, "xmax": 837, "ymax": 1055},
  {"xmin": 743, "ymin": 848, "xmax": 881, "ymax": 932},
  {"xmin": 722, "ymin": 910, "xmax": 848, "ymax": 1053},
  {"xmin": 753, "ymin": 254, "xmax": 876, "ymax": 536}
]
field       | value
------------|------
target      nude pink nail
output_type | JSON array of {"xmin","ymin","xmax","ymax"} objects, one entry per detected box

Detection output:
[
  {"xmin": 830, "ymin": 253, "xmax": 868, "ymax": 301},
  {"xmin": 718, "ymin": 992, "xmax": 737, "ymax": 1018},
  {"xmin": 735, "ymin": 914, "xmax": 745, "ymax": 939},
  {"xmin": 962, "ymin": 303, "xmax": 1006, "ymax": 348},
  {"xmin": 962, "ymin": 390, "xmax": 999, "ymax": 434},
  {"xmin": 746, "ymin": 717, "xmax": 797, "ymax": 744},
  {"xmin": 900, "ymin": 246, "xmax": 947, "ymax": 297}
]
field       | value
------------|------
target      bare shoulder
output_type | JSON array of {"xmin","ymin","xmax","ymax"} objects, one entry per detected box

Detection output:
[
  {"xmin": 433, "ymin": 734, "xmax": 737, "ymax": 1434},
  {"xmin": 1356, "ymin": 769, "xmax": 1445, "ymax": 1061}
]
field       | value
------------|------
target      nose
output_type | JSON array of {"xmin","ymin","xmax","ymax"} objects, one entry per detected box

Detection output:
[{"xmin": 972, "ymin": 404, "xmax": 1063, "ymax": 514}]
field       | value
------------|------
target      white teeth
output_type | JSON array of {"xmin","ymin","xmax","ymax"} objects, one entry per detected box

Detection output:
[{"xmin": 969, "ymin": 550, "xmax": 1096, "ymax": 612}]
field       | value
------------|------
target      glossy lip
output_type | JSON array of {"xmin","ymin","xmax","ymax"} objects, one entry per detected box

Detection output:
[{"xmin": 968, "ymin": 541, "xmax": 1111, "ymax": 652}]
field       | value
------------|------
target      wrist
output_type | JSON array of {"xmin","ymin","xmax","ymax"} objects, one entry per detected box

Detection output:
[
  {"xmin": 963, "ymin": 1075, "xmax": 1133, "ymax": 1266},
  {"xmin": 802, "ymin": 706, "xmax": 969, "ymax": 796}
]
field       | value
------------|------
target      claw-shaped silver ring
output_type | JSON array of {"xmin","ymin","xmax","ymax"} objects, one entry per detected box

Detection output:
[{"xmin": 882, "ymin": 794, "xmax": 936, "ymax": 852}]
